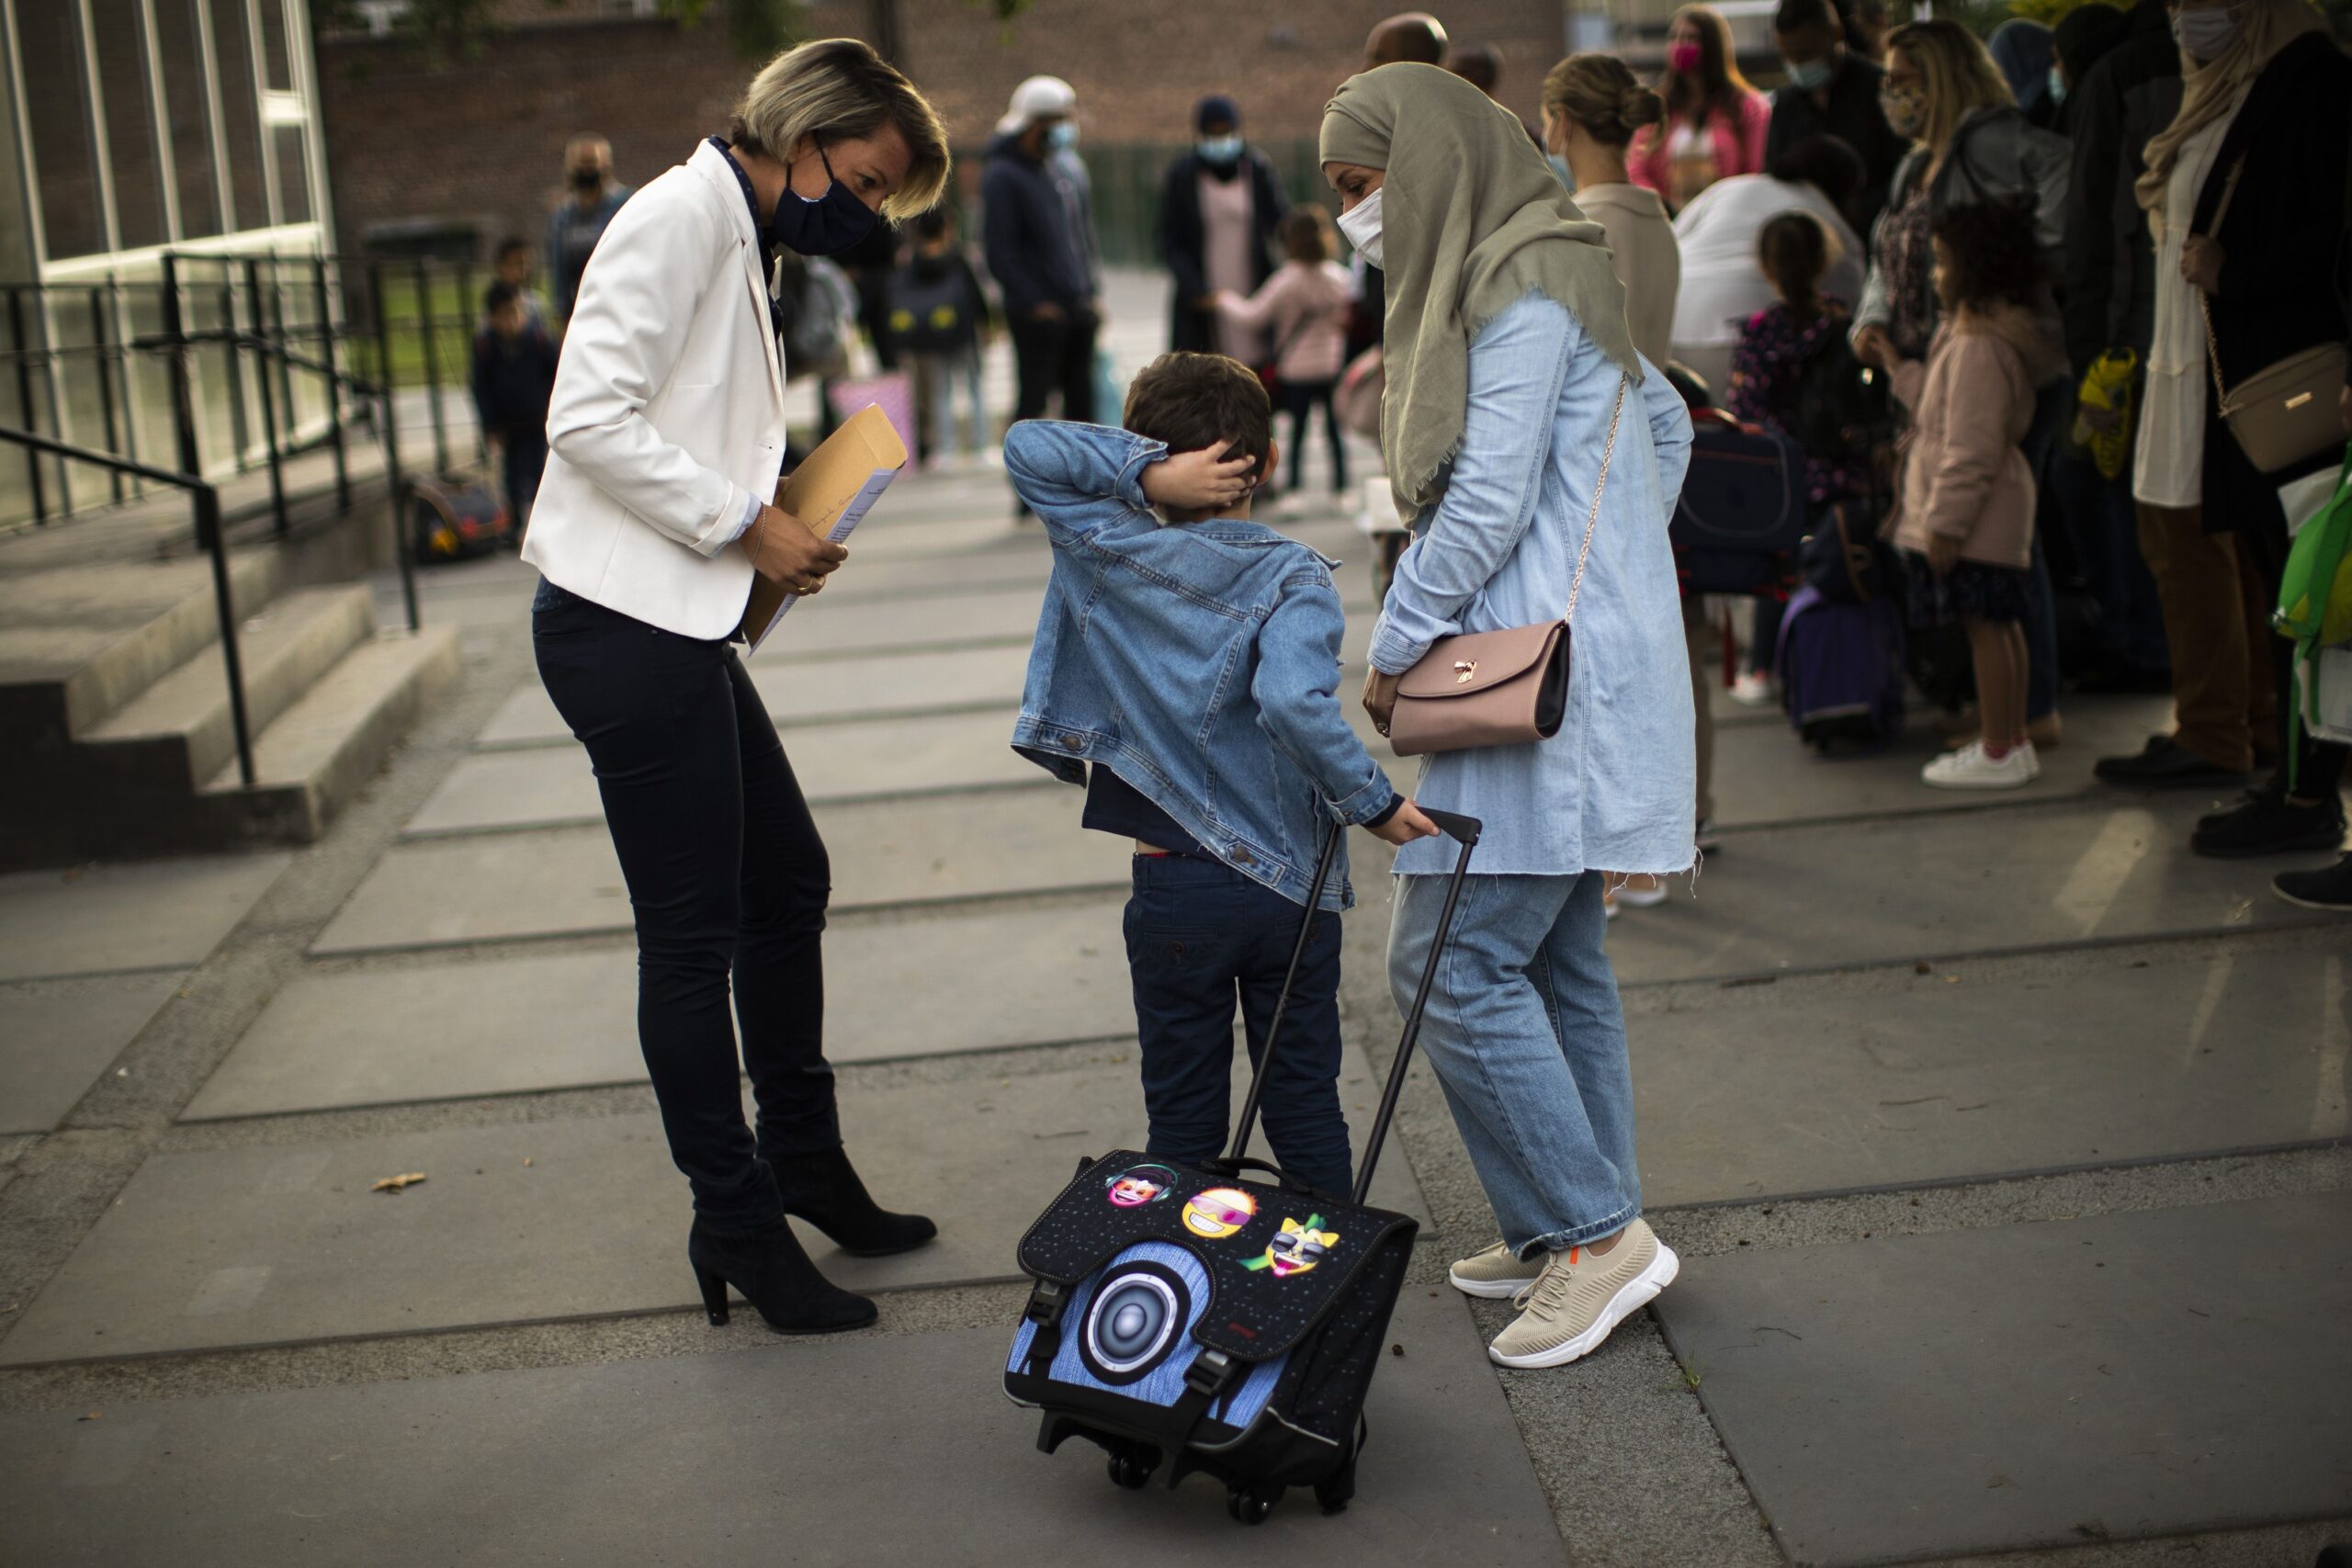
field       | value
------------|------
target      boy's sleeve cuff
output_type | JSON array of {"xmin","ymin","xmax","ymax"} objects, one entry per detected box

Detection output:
[
  {"xmin": 1363, "ymin": 795, "xmax": 1403, "ymax": 830},
  {"xmin": 1331, "ymin": 771, "xmax": 1397, "ymax": 825},
  {"xmin": 1115, "ymin": 436, "xmax": 1168, "ymax": 511}
]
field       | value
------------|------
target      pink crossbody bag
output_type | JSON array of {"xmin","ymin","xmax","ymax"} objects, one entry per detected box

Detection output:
[{"xmin": 1385, "ymin": 374, "xmax": 1630, "ymax": 758}]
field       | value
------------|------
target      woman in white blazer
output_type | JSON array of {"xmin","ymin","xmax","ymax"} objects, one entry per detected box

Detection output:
[{"xmin": 526, "ymin": 39, "xmax": 949, "ymax": 1337}]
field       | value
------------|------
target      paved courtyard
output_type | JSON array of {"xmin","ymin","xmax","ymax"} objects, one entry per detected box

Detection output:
[{"xmin": 1, "ymin": 285, "xmax": 2347, "ymax": 1566}]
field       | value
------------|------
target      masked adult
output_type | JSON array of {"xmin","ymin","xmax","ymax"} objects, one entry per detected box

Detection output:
[
  {"xmin": 1629, "ymin": 6, "xmax": 1771, "ymax": 213},
  {"xmin": 525, "ymin": 39, "xmax": 951, "ymax": 1337},
  {"xmin": 546, "ymin": 134, "xmax": 634, "ymax": 322},
  {"xmin": 1326, "ymin": 64, "xmax": 1697, "ymax": 1371},
  {"xmin": 1158, "ymin": 95, "xmax": 1287, "ymax": 359}
]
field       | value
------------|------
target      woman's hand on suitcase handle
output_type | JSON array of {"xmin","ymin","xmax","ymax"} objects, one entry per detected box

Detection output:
[
  {"xmin": 1144, "ymin": 445, "xmax": 1260, "ymax": 512},
  {"xmin": 1368, "ymin": 797, "xmax": 1440, "ymax": 846},
  {"xmin": 746, "ymin": 503, "xmax": 848, "ymax": 596}
]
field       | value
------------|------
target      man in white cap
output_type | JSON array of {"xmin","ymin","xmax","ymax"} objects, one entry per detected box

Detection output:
[{"xmin": 983, "ymin": 74, "xmax": 1104, "ymax": 508}]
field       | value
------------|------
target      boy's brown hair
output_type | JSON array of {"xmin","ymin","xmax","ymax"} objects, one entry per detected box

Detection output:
[{"xmin": 1123, "ymin": 352, "xmax": 1273, "ymax": 490}]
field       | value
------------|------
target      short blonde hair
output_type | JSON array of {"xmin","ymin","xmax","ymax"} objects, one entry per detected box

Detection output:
[
  {"xmin": 729, "ymin": 38, "xmax": 951, "ymax": 220},
  {"xmin": 1886, "ymin": 19, "xmax": 2013, "ymax": 156}
]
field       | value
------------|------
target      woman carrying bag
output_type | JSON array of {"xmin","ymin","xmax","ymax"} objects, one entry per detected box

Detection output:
[
  {"xmin": 1323, "ymin": 64, "xmax": 1697, "ymax": 1371},
  {"xmin": 526, "ymin": 39, "xmax": 951, "ymax": 1337}
]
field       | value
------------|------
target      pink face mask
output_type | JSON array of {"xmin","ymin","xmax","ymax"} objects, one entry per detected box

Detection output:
[{"xmin": 1668, "ymin": 39, "xmax": 1703, "ymax": 73}]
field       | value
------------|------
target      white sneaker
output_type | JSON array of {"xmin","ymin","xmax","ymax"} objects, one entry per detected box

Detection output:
[
  {"xmin": 1611, "ymin": 873, "xmax": 1669, "ymax": 908},
  {"xmin": 1448, "ymin": 1240, "xmax": 1546, "ymax": 1299},
  {"xmin": 1921, "ymin": 739, "xmax": 2035, "ymax": 790},
  {"xmin": 2018, "ymin": 739, "xmax": 2041, "ymax": 781},
  {"xmin": 1728, "ymin": 670, "xmax": 1773, "ymax": 706}
]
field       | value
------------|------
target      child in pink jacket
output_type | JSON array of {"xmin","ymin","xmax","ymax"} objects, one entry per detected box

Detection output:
[
  {"xmin": 1878, "ymin": 201, "xmax": 2060, "ymax": 791},
  {"xmin": 1215, "ymin": 209, "xmax": 1356, "ymax": 504}
]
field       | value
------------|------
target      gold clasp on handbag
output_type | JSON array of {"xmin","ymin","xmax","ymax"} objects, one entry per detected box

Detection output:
[{"xmin": 1453, "ymin": 660, "xmax": 1477, "ymax": 683}]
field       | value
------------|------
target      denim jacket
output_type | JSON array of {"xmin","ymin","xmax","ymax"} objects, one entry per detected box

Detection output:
[
  {"xmin": 1006, "ymin": 420, "xmax": 1397, "ymax": 910},
  {"xmin": 1370, "ymin": 293, "xmax": 1696, "ymax": 880}
]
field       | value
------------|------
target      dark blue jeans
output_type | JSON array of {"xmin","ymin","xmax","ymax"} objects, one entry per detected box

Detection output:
[{"xmin": 1123, "ymin": 853, "xmax": 1354, "ymax": 1200}]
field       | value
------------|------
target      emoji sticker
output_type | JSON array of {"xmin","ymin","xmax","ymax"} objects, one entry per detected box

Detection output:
[
  {"xmin": 1243, "ymin": 1214, "xmax": 1340, "ymax": 1277},
  {"xmin": 1104, "ymin": 1163, "xmax": 1179, "ymax": 1208},
  {"xmin": 1182, "ymin": 1187, "xmax": 1258, "ymax": 1239}
]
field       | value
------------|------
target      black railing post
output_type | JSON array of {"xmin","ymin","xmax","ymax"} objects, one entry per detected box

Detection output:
[
  {"xmin": 107, "ymin": 276, "xmax": 141, "ymax": 475},
  {"xmin": 314, "ymin": 254, "xmax": 349, "ymax": 510},
  {"xmin": 7, "ymin": 288, "xmax": 47, "ymax": 524},
  {"xmin": 266, "ymin": 260, "xmax": 296, "ymax": 450},
  {"xmin": 195, "ymin": 484, "xmax": 256, "ymax": 789},
  {"xmin": 88, "ymin": 288, "xmax": 125, "ymax": 503},
  {"xmin": 414, "ymin": 259, "xmax": 447, "ymax": 473},
  {"xmin": 243, "ymin": 256, "xmax": 288, "ymax": 535},
  {"xmin": 373, "ymin": 262, "xmax": 419, "ymax": 633},
  {"xmin": 458, "ymin": 261, "xmax": 482, "ymax": 466},
  {"xmin": 216, "ymin": 271, "xmax": 250, "ymax": 467}
]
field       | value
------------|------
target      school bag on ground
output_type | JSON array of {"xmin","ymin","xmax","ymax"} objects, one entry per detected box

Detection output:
[
  {"xmin": 1777, "ymin": 581, "xmax": 1907, "ymax": 750},
  {"xmin": 2275, "ymin": 446, "xmax": 2352, "ymax": 778},
  {"xmin": 1004, "ymin": 811, "xmax": 1483, "ymax": 1527},
  {"xmin": 1670, "ymin": 409, "xmax": 1807, "ymax": 595},
  {"xmin": 407, "ymin": 473, "xmax": 511, "ymax": 564}
]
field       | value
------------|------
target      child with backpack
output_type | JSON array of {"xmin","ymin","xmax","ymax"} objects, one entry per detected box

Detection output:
[
  {"xmin": 1004, "ymin": 353, "xmax": 1438, "ymax": 1199},
  {"xmin": 470, "ymin": 280, "xmax": 560, "ymax": 531},
  {"xmin": 886, "ymin": 209, "xmax": 991, "ymax": 467},
  {"xmin": 1213, "ymin": 209, "xmax": 1357, "ymax": 509},
  {"xmin": 1875, "ymin": 201, "xmax": 2062, "ymax": 789},
  {"xmin": 1724, "ymin": 210, "xmax": 1877, "ymax": 703}
]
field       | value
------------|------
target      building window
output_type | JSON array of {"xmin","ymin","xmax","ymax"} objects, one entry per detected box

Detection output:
[
  {"xmin": 208, "ymin": 0, "xmax": 272, "ymax": 232},
  {"xmin": 91, "ymin": 0, "xmax": 173, "ymax": 251},
  {"xmin": 18, "ymin": 5, "xmax": 106, "ymax": 260},
  {"xmin": 154, "ymin": 0, "xmax": 227, "ymax": 241}
]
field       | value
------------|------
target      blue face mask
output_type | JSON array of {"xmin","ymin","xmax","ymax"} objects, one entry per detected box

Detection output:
[
  {"xmin": 1046, "ymin": 121, "xmax": 1080, "ymax": 153},
  {"xmin": 1546, "ymin": 152, "xmax": 1576, "ymax": 192},
  {"xmin": 2047, "ymin": 64, "xmax": 2066, "ymax": 105},
  {"xmin": 769, "ymin": 142, "xmax": 877, "ymax": 258},
  {"xmin": 1197, "ymin": 134, "xmax": 1243, "ymax": 164},
  {"xmin": 1783, "ymin": 54, "xmax": 1837, "ymax": 90}
]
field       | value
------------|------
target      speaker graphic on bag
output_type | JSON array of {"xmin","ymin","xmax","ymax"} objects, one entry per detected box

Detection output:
[{"xmin": 1004, "ymin": 811, "xmax": 1483, "ymax": 1527}]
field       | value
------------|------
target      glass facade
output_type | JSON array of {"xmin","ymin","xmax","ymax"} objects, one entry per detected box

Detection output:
[{"xmin": 0, "ymin": 0, "xmax": 336, "ymax": 522}]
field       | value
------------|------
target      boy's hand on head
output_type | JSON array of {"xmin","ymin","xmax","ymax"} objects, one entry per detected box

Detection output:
[
  {"xmin": 1368, "ymin": 798, "xmax": 1442, "ymax": 847},
  {"xmin": 1143, "ymin": 445, "xmax": 1259, "ymax": 513}
]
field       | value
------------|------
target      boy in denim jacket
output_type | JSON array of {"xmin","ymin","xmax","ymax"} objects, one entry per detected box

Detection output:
[{"xmin": 1007, "ymin": 352, "xmax": 1436, "ymax": 1201}]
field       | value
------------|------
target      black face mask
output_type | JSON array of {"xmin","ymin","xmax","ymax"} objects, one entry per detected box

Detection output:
[
  {"xmin": 570, "ymin": 167, "xmax": 602, "ymax": 192},
  {"xmin": 768, "ymin": 143, "xmax": 878, "ymax": 257}
]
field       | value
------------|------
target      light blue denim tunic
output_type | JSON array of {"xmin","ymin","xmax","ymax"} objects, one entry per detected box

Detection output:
[{"xmin": 1371, "ymin": 293, "xmax": 1698, "ymax": 879}]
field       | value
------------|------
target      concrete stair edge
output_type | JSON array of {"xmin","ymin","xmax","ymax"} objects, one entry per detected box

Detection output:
[
  {"xmin": 198, "ymin": 626, "xmax": 463, "ymax": 844},
  {"xmin": 80, "ymin": 584, "xmax": 379, "ymax": 786}
]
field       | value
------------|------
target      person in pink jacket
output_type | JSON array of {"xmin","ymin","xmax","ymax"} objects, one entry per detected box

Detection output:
[
  {"xmin": 1630, "ymin": 6, "xmax": 1772, "ymax": 212},
  {"xmin": 1884, "ymin": 200, "xmax": 2063, "ymax": 791},
  {"xmin": 1215, "ymin": 208, "xmax": 1359, "ymax": 504}
]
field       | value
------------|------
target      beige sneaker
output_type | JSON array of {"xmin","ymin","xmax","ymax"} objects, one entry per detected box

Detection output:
[
  {"xmin": 1487, "ymin": 1219, "xmax": 1679, "ymax": 1369},
  {"xmin": 1448, "ymin": 1240, "xmax": 1545, "ymax": 1299}
]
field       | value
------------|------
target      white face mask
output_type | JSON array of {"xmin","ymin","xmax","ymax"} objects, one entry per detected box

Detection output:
[
  {"xmin": 2170, "ymin": 3, "xmax": 2242, "ymax": 58},
  {"xmin": 1336, "ymin": 186, "xmax": 1385, "ymax": 269}
]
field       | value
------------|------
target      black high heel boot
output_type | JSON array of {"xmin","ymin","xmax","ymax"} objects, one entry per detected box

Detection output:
[
  {"xmin": 687, "ymin": 1216, "xmax": 877, "ymax": 1335},
  {"xmin": 774, "ymin": 1146, "xmax": 938, "ymax": 1258}
]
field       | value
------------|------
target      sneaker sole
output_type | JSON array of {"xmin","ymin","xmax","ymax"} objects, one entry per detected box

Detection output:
[
  {"xmin": 1449, "ymin": 1264, "xmax": 1543, "ymax": 1300},
  {"xmin": 1613, "ymin": 885, "xmax": 1670, "ymax": 908},
  {"xmin": 2192, "ymin": 829, "xmax": 2349, "ymax": 861},
  {"xmin": 1921, "ymin": 772, "xmax": 2034, "ymax": 790},
  {"xmin": 1487, "ymin": 1243, "xmax": 1681, "ymax": 1370},
  {"xmin": 2273, "ymin": 883, "xmax": 2352, "ymax": 911}
]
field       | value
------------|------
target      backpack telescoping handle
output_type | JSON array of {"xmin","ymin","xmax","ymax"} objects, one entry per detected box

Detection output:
[{"xmin": 1220, "ymin": 809, "xmax": 1483, "ymax": 1207}]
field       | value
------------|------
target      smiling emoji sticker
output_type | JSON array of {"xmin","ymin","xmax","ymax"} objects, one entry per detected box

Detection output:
[
  {"xmin": 1242, "ymin": 1215, "xmax": 1340, "ymax": 1277},
  {"xmin": 1182, "ymin": 1187, "xmax": 1257, "ymax": 1239}
]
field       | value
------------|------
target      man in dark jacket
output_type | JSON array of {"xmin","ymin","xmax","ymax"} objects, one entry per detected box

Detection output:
[
  {"xmin": 1158, "ymin": 95, "xmax": 1286, "ymax": 356},
  {"xmin": 983, "ymin": 74, "xmax": 1102, "ymax": 468},
  {"xmin": 1765, "ymin": 0, "xmax": 1906, "ymax": 232}
]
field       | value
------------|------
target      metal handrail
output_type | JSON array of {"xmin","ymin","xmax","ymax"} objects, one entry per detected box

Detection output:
[{"xmin": 0, "ymin": 425, "xmax": 254, "ymax": 789}]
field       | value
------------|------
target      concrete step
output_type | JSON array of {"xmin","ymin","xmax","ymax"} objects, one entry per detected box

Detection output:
[
  {"xmin": 81, "ymin": 585, "xmax": 378, "ymax": 789},
  {"xmin": 0, "ymin": 547, "xmax": 285, "ymax": 746},
  {"xmin": 197, "ymin": 626, "xmax": 462, "ymax": 845}
]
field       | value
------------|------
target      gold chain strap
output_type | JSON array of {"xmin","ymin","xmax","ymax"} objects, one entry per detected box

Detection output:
[
  {"xmin": 2195, "ymin": 156, "xmax": 2247, "ymax": 415},
  {"xmin": 1563, "ymin": 374, "xmax": 1631, "ymax": 626}
]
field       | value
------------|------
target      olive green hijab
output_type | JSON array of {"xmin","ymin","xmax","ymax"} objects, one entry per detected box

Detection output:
[{"xmin": 1320, "ymin": 63, "xmax": 1643, "ymax": 525}]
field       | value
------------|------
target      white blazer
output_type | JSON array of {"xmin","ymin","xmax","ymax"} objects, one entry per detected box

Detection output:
[{"xmin": 523, "ymin": 141, "xmax": 788, "ymax": 639}]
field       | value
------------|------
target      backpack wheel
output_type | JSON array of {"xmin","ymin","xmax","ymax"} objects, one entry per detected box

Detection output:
[
  {"xmin": 1226, "ymin": 1484, "xmax": 1280, "ymax": 1525},
  {"xmin": 1105, "ymin": 1449, "xmax": 1154, "ymax": 1490}
]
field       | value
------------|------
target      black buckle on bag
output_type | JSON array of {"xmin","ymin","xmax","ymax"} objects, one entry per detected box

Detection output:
[
  {"xmin": 1183, "ymin": 1348, "xmax": 1238, "ymax": 1398},
  {"xmin": 1024, "ymin": 1280, "xmax": 1069, "ymax": 1328}
]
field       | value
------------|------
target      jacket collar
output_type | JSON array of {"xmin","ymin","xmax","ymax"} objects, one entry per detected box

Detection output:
[{"xmin": 683, "ymin": 140, "xmax": 786, "ymax": 408}]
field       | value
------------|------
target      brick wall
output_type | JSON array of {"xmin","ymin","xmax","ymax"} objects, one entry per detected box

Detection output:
[{"xmin": 315, "ymin": 0, "xmax": 1569, "ymax": 263}]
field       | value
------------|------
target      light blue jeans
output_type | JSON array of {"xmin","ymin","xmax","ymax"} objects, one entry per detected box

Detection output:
[{"xmin": 1387, "ymin": 869, "xmax": 1641, "ymax": 1256}]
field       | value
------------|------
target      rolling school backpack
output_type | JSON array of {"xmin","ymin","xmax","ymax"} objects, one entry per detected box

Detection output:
[
  {"xmin": 1004, "ymin": 810, "xmax": 1483, "ymax": 1527},
  {"xmin": 1777, "ymin": 581, "xmax": 1907, "ymax": 751}
]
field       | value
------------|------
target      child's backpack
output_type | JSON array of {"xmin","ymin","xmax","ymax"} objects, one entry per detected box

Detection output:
[
  {"xmin": 1670, "ymin": 410, "xmax": 1806, "ymax": 595},
  {"xmin": 1797, "ymin": 498, "xmax": 1888, "ymax": 605},
  {"xmin": 1777, "ymin": 582, "xmax": 1907, "ymax": 750},
  {"xmin": 407, "ymin": 473, "xmax": 511, "ymax": 564},
  {"xmin": 1792, "ymin": 333, "xmax": 1894, "ymax": 468},
  {"xmin": 1007, "ymin": 814, "xmax": 1483, "ymax": 1527},
  {"xmin": 2275, "ymin": 446, "xmax": 2352, "ymax": 783},
  {"xmin": 884, "ymin": 256, "xmax": 977, "ymax": 356}
]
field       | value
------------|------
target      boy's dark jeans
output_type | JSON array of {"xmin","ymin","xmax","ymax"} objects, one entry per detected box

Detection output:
[{"xmin": 1123, "ymin": 853, "xmax": 1354, "ymax": 1200}]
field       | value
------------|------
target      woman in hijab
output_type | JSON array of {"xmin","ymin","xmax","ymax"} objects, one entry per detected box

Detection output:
[
  {"xmin": 1986, "ymin": 19, "xmax": 2059, "ymax": 130},
  {"xmin": 2132, "ymin": 0, "xmax": 2351, "ymax": 859},
  {"xmin": 1158, "ymin": 94, "xmax": 1287, "ymax": 358},
  {"xmin": 1326, "ymin": 63, "xmax": 1696, "ymax": 1371}
]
